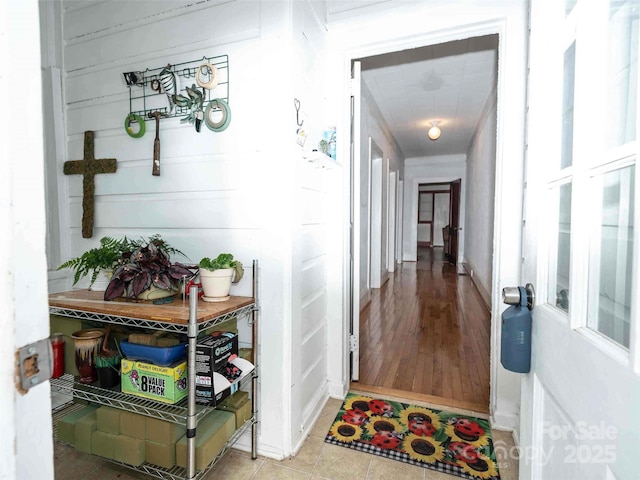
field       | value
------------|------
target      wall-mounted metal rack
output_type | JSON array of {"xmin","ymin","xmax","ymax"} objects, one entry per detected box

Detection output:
[{"xmin": 125, "ymin": 54, "xmax": 229, "ymax": 120}]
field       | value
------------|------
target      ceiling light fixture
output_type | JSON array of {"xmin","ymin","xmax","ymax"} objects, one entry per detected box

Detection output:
[{"xmin": 428, "ymin": 121, "xmax": 441, "ymax": 141}]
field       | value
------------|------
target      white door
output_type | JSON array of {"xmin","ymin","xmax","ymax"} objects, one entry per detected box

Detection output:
[
  {"xmin": 1, "ymin": 1, "xmax": 55, "ymax": 477},
  {"xmin": 519, "ymin": 2, "xmax": 639, "ymax": 479},
  {"xmin": 350, "ymin": 60, "xmax": 362, "ymax": 381}
]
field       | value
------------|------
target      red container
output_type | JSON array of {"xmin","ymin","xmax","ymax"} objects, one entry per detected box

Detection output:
[{"xmin": 50, "ymin": 333, "xmax": 65, "ymax": 379}]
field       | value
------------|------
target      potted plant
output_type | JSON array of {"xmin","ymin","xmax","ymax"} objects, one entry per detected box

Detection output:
[
  {"xmin": 57, "ymin": 236, "xmax": 136, "ymax": 290},
  {"xmin": 104, "ymin": 236, "xmax": 197, "ymax": 301},
  {"xmin": 198, "ymin": 254, "xmax": 244, "ymax": 302},
  {"xmin": 94, "ymin": 326, "xmax": 122, "ymax": 388}
]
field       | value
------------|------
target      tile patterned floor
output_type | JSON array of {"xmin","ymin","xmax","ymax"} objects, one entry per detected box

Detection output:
[{"xmin": 54, "ymin": 397, "xmax": 519, "ymax": 480}]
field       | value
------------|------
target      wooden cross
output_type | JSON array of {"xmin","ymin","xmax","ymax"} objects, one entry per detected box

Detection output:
[{"xmin": 63, "ymin": 131, "xmax": 117, "ymax": 238}]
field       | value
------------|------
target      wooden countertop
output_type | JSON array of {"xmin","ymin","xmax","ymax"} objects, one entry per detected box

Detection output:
[{"xmin": 48, "ymin": 290, "xmax": 254, "ymax": 325}]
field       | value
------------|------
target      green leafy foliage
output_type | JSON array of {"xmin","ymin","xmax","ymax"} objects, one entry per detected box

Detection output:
[
  {"xmin": 198, "ymin": 253, "xmax": 244, "ymax": 284},
  {"xmin": 104, "ymin": 237, "xmax": 196, "ymax": 301},
  {"xmin": 58, "ymin": 235, "xmax": 189, "ymax": 289},
  {"xmin": 57, "ymin": 236, "xmax": 133, "ymax": 287}
]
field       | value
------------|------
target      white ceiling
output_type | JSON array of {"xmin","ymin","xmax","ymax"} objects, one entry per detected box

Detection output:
[{"xmin": 360, "ymin": 35, "xmax": 499, "ymax": 159}]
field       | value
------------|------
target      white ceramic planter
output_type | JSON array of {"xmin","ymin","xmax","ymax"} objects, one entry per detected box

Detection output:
[
  {"xmin": 128, "ymin": 285, "xmax": 180, "ymax": 301},
  {"xmin": 199, "ymin": 268, "xmax": 234, "ymax": 302}
]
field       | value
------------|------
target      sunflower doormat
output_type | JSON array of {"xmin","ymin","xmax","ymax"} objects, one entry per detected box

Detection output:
[{"xmin": 325, "ymin": 393, "xmax": 500, "ymax": 480}]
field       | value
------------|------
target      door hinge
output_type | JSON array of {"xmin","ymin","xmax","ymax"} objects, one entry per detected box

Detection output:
[
  {"xmin": 15, "ymin": 339, "xmax": 53, "ymax": 394},
  {"xmin": 349, "ymin": 334, "xmax": 359, "ymax": 352}
]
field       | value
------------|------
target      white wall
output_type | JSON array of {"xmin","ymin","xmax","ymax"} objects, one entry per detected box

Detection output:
[
  {"xmin": 403, "ymin": 155, "xmax": 466, "ymax": 262},
  {"xmin": 417, "ymin": 224, "xmax": 432, "ymax": 243},
  {"xmin": 46, "ymin": 0, "xmax": 336, "ymax": 459},
  {"xmin": 289, "ymin": 0, "xmax": 336, "ymax": 453},
  {"xmin": 464, "ymin": 89, "xmax": 497, "ymax": 307},
  {"xmin": 433, "ymin": 192, "xmax": 450, "ymax": 246}
]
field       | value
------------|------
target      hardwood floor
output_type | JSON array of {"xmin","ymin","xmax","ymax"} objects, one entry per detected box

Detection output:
[{"xmin": 357, "ymin": 247, "xmax": 491, "ymax": 413}]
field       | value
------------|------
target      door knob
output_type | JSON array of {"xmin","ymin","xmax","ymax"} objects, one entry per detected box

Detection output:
[{"xmin": 502, "ymin": 283, "xmax": 535, "ymax": 311}]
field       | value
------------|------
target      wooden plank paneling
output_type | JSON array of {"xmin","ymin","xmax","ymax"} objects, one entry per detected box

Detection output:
[
  {"xmin": 301, "ymin": 290, "xmax": 326, "ymax": 338},
  {"xmin": 68, "ymin": 191, "xmax": 262, "ymax": 230},
  {"xmin": 64, "ymin": 1, "xmax": 260, "ymax": 72},
  {"xmin": 300, "ymin": 188, "xmax": 324, "ymax": 225},
  {"xmin": 300, "ymin": 356, "xmax": 327, "ymax": 411},
  {"xmin": 300, "ymin": 260, "xmax": 326, "ymax": 300},
  {"xmin": 64, "ymin": 0, "xmax": 204, "ymax": 41},
  {"xmin": 301, "ymin": 323, "xmax": 326, "ymax": 377},
  {"xmin": 300, "ymin": 225, "xmax": 326, "ymax": 262},
  {"xmin": 64, "ymin": 153, "xmax": 269, "ymax": 195}
]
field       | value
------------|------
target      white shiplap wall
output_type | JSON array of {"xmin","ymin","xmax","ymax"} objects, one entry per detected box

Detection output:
[
  {"xmin": 51, "ymin": 0, "xmax": 335, "ymax": 458},
  {"xmin": 289, "ymin": 0, "xmax": 336, "ymax": 452}
]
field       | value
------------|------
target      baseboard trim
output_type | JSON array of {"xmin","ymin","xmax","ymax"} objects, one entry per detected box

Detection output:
[
  {"xmin": 231, "ymin": 435, "xmax": 285, "ymax": 460},
  {"xmin": 349, "ymin": 383, "xmax": 489, "ymax": 416},
  {"xmin": 462, "ymin": 261, "xmax": 491, "ymax": 309},
  {"xmin": 327, "ymin": 380, "xmax": 349, "ymax": 398},
  {"xmin": 359, "ymin": 289, "xmax": 371, "ymax": 311},
  {"xmin": 491, "ymin": 410, "xmax": 520, "ymax": 432}
]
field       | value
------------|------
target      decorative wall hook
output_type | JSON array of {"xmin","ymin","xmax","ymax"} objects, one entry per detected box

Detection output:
[{"xmin": 294, "ymin": 98, "xmax": 304, "ymax": 129}]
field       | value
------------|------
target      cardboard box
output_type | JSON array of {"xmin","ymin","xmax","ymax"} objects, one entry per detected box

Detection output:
[
  {"xmin": 121, "ymin": 359, "xmax": 187, "ymax": 404},
  {"xmin": 196, "ymin": 331, "xmax": 239, "ymax": 375},
  {"xmin": 195, "ymin": 357, "xmax": 254, "ymax": 406}
]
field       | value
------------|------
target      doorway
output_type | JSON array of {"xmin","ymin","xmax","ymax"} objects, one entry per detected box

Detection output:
[
  {"xmin": 417, "ymin": 182, "xmax": 454, "ymax": 252},
  {"xmin": 349, "ymin": 35, "xmax": 498, "ymax": 413},
  {"xmin": 369, "ymin": 140, "xmax": 385, "ymax": 289}
]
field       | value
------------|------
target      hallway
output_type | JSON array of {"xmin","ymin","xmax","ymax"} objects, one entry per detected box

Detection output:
[{"xmin": 356, "ymin": 247, "xmax": 491, "ymax": 413}]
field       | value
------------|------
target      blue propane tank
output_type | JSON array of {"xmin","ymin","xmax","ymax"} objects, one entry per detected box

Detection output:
[{"xmin": 500, "ymin": 286, "xmax": 532, "ymax": 373}]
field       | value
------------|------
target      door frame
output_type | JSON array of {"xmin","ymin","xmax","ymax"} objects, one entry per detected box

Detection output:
[
  {"xmin": 369, "ymin": 138, "xmax": 383, "ymax": 289},
  {"xmin": 337, "ymin": 14, "xmax": 528, "ymax": 434},
  {"xmin": 410, "ymin": 176, "xmax": 464, "ymax": 262},
  {"xmin": 447, "ymin": 178, "xmax": 462, "ymax": 264},
  {"xmin": 396, "ymin": 180, "xmax": 403, "ymax": 265},
  {"xmin": 388, "ymin": 171, "xmax": 397, "ymax": 272}
]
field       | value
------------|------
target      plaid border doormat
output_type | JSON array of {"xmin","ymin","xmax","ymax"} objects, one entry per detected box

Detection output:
[{"xmin": 325, "ymin": 393, "xmax": 500, "ymax": 480}]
